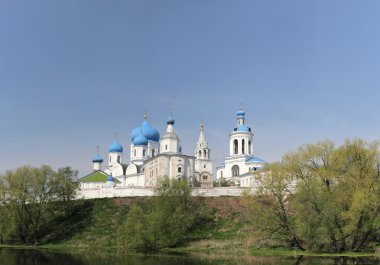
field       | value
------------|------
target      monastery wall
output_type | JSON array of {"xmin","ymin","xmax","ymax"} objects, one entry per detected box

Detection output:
[{"xmin": 76, "ymin": 187, "xmax": 250, "ymax": 199}]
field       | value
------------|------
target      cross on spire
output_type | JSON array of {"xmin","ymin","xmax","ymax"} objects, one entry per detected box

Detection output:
[{"xmin": 144, "ymin": 108, "xmax": 148, "ymax": 119}]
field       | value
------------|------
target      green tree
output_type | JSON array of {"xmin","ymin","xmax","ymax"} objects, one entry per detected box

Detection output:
[
  {"xmin": 0, "ymin": 165, "xmax": 79, "ymax": 244},
  {"xmin": 243, "ymin": 163, "xmax": 304, "ymax": 250},
  {"xmin": 244, "ymin": 139, "xmax": 380, "ymax": 252},
  {"xmin": 119, "ymin": 179, "xmax": 213, "ymax": 251}
]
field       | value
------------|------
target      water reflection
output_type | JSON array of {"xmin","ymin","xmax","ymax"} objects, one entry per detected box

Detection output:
[{"xmin": 0, "ymin": 248, "xmax": 378, "ymax": 265}]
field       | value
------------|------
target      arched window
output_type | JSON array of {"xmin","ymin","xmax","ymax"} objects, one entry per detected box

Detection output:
[
  {"xmin": 248, "ymin": 140, "xmax": 252, "ymax": 154},
  {"xmin": 242, "ymin": 139, "xmax": 245, "ymax": 154},
  {"xmin": 117, "ymin": 156, "xmax": 120, "ymax": 163},
  {"xmin": 143, "ymin": 149, "xmax": 146, "ymax": 156},
  {"xmin": 134, "ymin": 149, "xmax": 136, "ymax": 157},
  {"xmin": 232, "ymin": 165, "xmax": 239, "ymax": 177},
  {"xmin": 152, "ymin": 150, "xmax": 155, "ymax": 157},
  {"xmin": 204, "ymin": 150, "xmax": 207, "ymax": 158},
  {"xmin": 234, "ymin": 139, "xmax": 238, "ymax": 154},
  {"xmin": 199, "ymin": 150, "xmax": 202, "ymax": 158}
]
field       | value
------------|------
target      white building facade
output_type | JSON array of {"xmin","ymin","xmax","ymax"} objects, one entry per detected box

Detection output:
[
  {"xmin": 79, "ymin": 113, "xmax": 212, "ymax": 189},
  {"xmin": 216, "ymin": 108, "xmax": 266, "ymax": 187}
]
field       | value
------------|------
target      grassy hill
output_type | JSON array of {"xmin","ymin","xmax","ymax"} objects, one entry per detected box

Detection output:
[{"xmin": 42, "ymin": 197, "xmax": 249, "ymax": 252}]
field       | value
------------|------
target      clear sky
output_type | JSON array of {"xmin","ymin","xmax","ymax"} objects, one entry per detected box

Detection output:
[{"xmin": 1, "ymin": 0, "xmax": 379, "ymax": 176}]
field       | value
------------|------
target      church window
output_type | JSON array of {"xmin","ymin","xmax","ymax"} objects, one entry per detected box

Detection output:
[
  {"xmin": 242, "ymin": 139, "xmax": 245, "ymax": 154},
  {"xmin": 134, "ymin": 149, "xmax": 136, "ymax": 157},
  {"xmin": 178, "ymin": 167, "xmax": 182, "ymax": 173},
  {"xmin": 109, "ymin": 156, "xmax": 111, "ymax": 162},
  {"xmin": 199, "ymin": 150, "xmax": 202, "ymax": 158},
  {"xmin": 204, "ymin": 150, "xmax": 207, "ymax": 157},
  {"xmin": 248, "ymin": 140, "xmax": 252, "ymax": 154},
  {"xmin": 143, "ymin": 149, "xmax": 146, "ymax": 156},
  {"xmin": 202, "ymin": 175, "xmax": 207, "ymax": 180},
  {"xmin": 204, "ymin": 164, "xmax": 206, "ymax": 169},
  {"xmin": 234, "ymin": 140, "xmax": 238, "ymax": 154},
  {"xmin": 117, "ymin": 156, "xmax": 120, "ymax": 163},
  {"xmin": 165, "ymin": 145, "xmax": 168, "ymax": 150},
  {"xmin": 152, "ymin": 150, "xmax": 155, "ymax": 157},
  {"xmin": 232, "ymin": 165, "xmax": 239, "ymax": 177}
]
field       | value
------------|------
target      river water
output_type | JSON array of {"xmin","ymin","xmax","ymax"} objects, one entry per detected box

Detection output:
[{"xmin": 0, "ymin": 248, "xmax": 379, "ymax": 265}]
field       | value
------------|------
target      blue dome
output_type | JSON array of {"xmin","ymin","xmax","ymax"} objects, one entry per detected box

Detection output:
[
  {"xmin": 237, "ymin": 109, "xmax": 245, "ymax": 118},
  {"xmin": 166, "ymin": 114, "xmax": 175, "ymax": 125},
  {"xmin": 92, "ymin": 153, "xmax": 103, "ymax": 163},
  {"xmin": 141, "ymin": 120, "xmax": 160, "ymax": 142},
  {"xmin": 130, "ymin": 126, "xmax": 141, "ymax": 141},
  {"xmin": 246, "ymin": 157, "xmax": 266, "ymax": 163},
  {"xmin": 237, "ymin": 125, "xmax": 250, "ymax": 132},
  {"xmin": 107, "ymin": 175, "xmax": 114, "ymax": 182},
  {"xmin": 130, "ymin": 120, "xmax": 160, "ymax": 142},
  {"xmin": 133, "ymin": 133, "xmax": 148, "ymax": 146},
  {"xmin": 108, "ymin": 140, "xmax": 123, "ymax": 153}
]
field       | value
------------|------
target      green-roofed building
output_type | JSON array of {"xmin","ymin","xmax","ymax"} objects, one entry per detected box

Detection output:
[{"xmin": 78, "ymin": 170, "xmax": 121, "ymax": 189}]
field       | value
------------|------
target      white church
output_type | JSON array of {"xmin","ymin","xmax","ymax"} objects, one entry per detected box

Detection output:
[
  {"xmin": 79, "ymin": 112, "xmax": 213, "ymax": 189},
  {"xmin": 216, "ymin": 107, "xmax": 266, "ymax": 187},
  {"xmin": 78, "ymin": 107, "xmax": 266, "ymax": 194}
]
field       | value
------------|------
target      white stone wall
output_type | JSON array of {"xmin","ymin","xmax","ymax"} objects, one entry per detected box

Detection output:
[{"xmin": 76, "ymin": 187, "xmax": 249, "ymax": 199}]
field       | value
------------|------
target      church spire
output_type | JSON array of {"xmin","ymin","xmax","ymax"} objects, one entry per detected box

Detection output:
[
  {"xmin": 197, "ymin": 122, "xmax": 208, "ymax": 147},
  {"xmin": 195, "ymin": 122, "xmax": 210, "ymax": 159}
]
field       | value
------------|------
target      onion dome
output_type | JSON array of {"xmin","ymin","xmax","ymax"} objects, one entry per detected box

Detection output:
[
  {"xmin": 237, "ymin": 108, "xmax": 245, "ymax": 118},
  {"xmin": 141, "ymin": 120, "xmax": 160, "ymax": 142},
  {"xmin": 130, "ymin": 115, "xmax": 160, "ymax": 142},
  {"xmin": 130, "ymin": 126, "xmax": 141, "ymax": 141},
  {"xmin": 92, "ymin": 153, "xmax": 103, "ymax": 163},
  {"xmin": 108, "ymin": 140, "xmax": 123, "ymax": 153},
  {"xmin": 107, "ymin": 175, "xmax": 114, "ymax": 182},
  {"xmin": 133, "ymin": 133, "xmax": 148, "ymax": 146},
  {"xmin": 166, "ymin": 114, "xmax": 175, "ymax": 125}
]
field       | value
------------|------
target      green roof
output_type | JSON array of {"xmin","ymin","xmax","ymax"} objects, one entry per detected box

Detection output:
[{"xmin": 78, "ymin": 171, "xmax": 121, "ymax": 183}]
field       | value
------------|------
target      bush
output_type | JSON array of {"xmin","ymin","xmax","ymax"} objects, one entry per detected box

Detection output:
[{"xmin": 118, "ymin": 179, "xmax": 214, "ymax": 251}]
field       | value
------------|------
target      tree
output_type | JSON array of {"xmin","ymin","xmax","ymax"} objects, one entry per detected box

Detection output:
[
  {"xmin": 244, "ymin": 139, "xmax": 380, "ymax": 252},
  {"xmin": 118, "ymin": 179, "xmax": 213, "ymax": 251},
  {"xmin": 0, "ymin": 165, "xmax": 79, "ymax": 244},
  {"xmin": 243, "ymin": 163, "xmax": 304, "ymax": 250}
]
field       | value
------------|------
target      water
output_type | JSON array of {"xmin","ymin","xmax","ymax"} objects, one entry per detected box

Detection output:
[{"xmin": 0, "ymin": 248, "xmax": 379, "ymax": 265}]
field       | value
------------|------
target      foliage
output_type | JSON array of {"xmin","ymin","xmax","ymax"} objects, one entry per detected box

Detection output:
[
  {"xmin": 243, "ymin": 139, "xmax": 380, "ymax": 252},
  {"xmin": 118, "ymin": 179, "xmax": 214, "ymax": 251},
  {"xmin": 0, "ymin": 165, "xmax": 78, "ymax": 244},
  {"xmin": 214, "ymin": 178, "xmax": 229, "ymax": 187}
]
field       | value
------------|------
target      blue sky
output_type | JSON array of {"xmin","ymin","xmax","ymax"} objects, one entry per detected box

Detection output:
[{"xmin": 1, "ymin": 0, "xmax": 379, "ymax": 176}]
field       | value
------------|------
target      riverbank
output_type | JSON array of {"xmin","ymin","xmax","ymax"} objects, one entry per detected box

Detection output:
[{"xmin": 1, "ymin": 197, "xmax": 379, "ymax": 258}]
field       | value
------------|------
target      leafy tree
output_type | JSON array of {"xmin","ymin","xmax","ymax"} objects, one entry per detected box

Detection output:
[
  {"xmin": 244, "ymin": 139, "xmax": 380, "ymax": 252},
  {"xmin": 0, "ymin": 165, "xmax": 78, "ymax": 244},
  {"xmin": 118, "ymin": 179, "xmax": 213, "ymax": 251},
  {"xmin": 243, "ymin": 163, "xmax": 304, "ymax": 250}
]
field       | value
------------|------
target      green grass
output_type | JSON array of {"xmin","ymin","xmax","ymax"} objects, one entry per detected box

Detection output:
[{"xmin": 42, "ymin": 198, "xmax": 129, "ymax": 250}]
